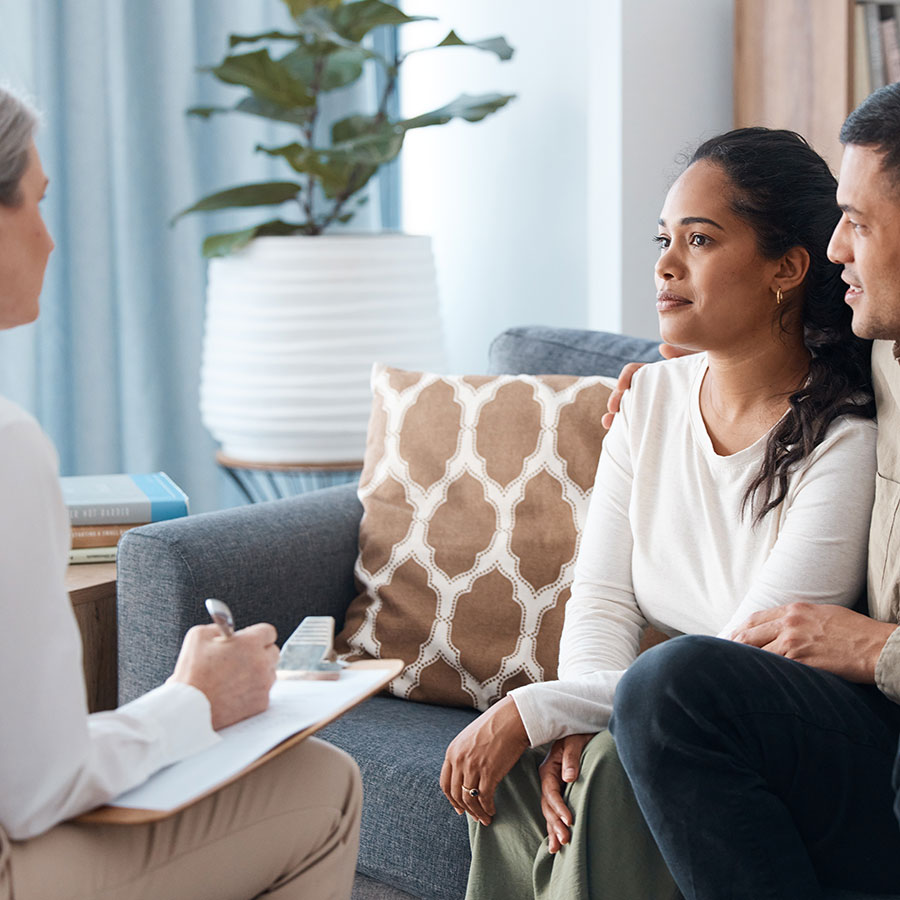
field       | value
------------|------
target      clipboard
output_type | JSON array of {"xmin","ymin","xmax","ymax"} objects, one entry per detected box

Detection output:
[{"xmin": 77, "ymin": 658, "xmax": 402, "ymax": 825}]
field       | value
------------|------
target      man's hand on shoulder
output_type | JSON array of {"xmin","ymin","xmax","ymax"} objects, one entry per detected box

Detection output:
[
  {"xmin": 601, "ymin": 343, "xmax": 692, "ymax": 430},
  {"xmin": 168, "ymin": 623, "xmax": 279, "ymax": 730},
  {"xmin": 731, "ymin": 603, "xmax": 898, "ymax": 684}
]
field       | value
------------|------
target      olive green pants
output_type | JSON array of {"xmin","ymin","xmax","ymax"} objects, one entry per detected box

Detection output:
[{"xmin": 466, "ymin": 731, "xmax": 681, "ymax": 900}]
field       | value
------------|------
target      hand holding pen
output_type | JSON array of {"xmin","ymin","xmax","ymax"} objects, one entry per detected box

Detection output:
[
  {"xmin": 206, "ymin": 598, "xmax": 236, "ymax": 639},
  {"xmin": 166, "ymin": 598, "xmax": 280, "ymax": 730}
]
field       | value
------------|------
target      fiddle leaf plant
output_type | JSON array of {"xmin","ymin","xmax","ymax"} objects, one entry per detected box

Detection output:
[{"xmin": 173, "ymin": 0, "xmax": 516, "ymax": 257}]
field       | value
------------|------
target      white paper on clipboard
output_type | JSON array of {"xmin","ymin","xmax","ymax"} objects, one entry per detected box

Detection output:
[{"xmin": 109, "ymin": 667, "xmax": 387, "ymax": 812}]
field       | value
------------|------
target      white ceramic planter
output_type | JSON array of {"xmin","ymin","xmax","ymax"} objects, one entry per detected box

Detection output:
[{"xmin": 200, "ymin": 234, "xmax": 446, "ymax": 463}]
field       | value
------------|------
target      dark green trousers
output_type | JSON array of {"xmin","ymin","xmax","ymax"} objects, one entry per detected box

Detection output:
[{"xmin": 466, "ymin": 731, "xmax": 681, "ymax": 900}]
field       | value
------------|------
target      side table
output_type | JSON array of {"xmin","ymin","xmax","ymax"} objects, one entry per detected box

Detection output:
[
  {"xmin": 216, "ymin": 451, "xmax": 361, "ymax": 503},
  {"xmin": 67, "ymin": 562, "xmax": 117, "ymax": 713}
]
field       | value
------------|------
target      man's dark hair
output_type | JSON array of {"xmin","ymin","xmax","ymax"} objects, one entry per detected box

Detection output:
[{"xmin": 840, "ymin": 82, "xmax": 900, "ymax": 184}]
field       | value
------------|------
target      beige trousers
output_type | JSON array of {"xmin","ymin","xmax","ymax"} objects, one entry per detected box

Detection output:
[{"xmin": 0, "ymin": 737, "xmax": 361, "ymax": 900}]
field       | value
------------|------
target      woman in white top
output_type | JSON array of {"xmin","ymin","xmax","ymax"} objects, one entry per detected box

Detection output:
[
  {"xmin": 442, "ymin": 128, "xmax": 878, "ymax": 899},
  {"xmin": 0, "ymin": 87, "xmax": 361, "ymax": 900}
]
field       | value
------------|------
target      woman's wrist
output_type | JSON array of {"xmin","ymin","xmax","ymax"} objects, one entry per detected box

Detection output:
[{"xmin": 490, "ymin": 695, "xmax": 530, "ymax": 751}]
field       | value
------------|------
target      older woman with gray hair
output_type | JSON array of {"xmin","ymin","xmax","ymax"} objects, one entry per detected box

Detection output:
[{"xmin": 0, "ymin": 86, "xmax": 362, "ymax": 900}]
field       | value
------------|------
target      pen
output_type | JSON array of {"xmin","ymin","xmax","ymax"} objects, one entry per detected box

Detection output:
[{"xmin": 205, "ymin": 598, "xmax": 235, "ymax": 639}]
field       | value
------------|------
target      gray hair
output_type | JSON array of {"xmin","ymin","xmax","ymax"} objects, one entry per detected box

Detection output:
[{"xmin": 0, "ymin": 87, "xmax": 38, "ymax": 207}]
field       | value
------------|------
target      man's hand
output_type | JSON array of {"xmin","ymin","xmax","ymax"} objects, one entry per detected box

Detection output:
[
  {"xmin": 168, "ymin": 623, "xmax": 279, "ymax": 730},
  {"xmin": 539, "ymin": 733, "xmax": 594, "ymax": 853},
  {"xmin": 601, "ymin": 344, "xmax": 690, "ymax": 430},
  {"xmin": 440, "ymin": 695, "xmax": 530, "ymax": 826},
  {"xmin": 731, "ymin": 602, "xmax": 897, "ymax": 683}
]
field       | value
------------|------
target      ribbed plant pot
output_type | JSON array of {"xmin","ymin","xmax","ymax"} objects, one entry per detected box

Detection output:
[{"xmin": 200, "ymin": 234, "xmax": 445, "ymax": 464}]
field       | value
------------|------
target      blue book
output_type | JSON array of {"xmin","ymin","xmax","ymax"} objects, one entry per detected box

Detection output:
[{"xmin": 60, "ymin": 472, "xmax": 189, "ymax": 525}]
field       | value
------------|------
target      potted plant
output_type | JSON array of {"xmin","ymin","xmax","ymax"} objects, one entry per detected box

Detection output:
[{"xmin": 175, "ymin": 0, "xmax": 515, "ymax": 470}]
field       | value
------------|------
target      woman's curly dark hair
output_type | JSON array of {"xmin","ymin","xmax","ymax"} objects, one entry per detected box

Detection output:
[{"xmin": 689, "ymin": 127, "xmax": 875, "ymax": 523}]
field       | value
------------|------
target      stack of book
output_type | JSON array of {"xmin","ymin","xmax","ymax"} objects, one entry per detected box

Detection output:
[
  {"xmin": 856, "ymin": 2, "xmax": 900, "ymax": 105},
  {"xmin": 61, "ymin": 472, "xmax": 189, "ymax": 564}
]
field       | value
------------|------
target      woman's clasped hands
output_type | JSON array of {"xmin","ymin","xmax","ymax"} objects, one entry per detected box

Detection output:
[
  {"xmin": 539, "ymin": 732, "xmax": 595, "ymax": 853},
  {"xmin": 441, "ymin": 695, "xmax": 529, "ymax": 826},
  {"xmin": 441, "ymin": 694, "xmax": 596, "ymax": 852}
]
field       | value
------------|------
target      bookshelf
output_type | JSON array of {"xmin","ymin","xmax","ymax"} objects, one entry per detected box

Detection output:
[{"xmin": 734, "ymin": 0, "xmax": 900, "ymax": 173}]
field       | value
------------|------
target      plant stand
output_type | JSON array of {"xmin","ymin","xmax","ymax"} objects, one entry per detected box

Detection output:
[{"xmin": 216, "ymin": 451, "xmax": 360, "ymax": 503}]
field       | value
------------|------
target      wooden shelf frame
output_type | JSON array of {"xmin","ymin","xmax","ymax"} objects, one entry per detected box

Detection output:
[{"xmin": 734, "ymin": 0, "xmax": 855, "ymax": 173}]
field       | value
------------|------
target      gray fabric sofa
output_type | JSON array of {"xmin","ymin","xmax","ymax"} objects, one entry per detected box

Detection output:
[{"xmin": 116, "ymin": 325, "xmax": 900, "ymax": 900}]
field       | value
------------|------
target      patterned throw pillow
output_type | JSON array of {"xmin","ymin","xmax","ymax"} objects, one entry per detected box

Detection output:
[{"xmin": 334, "ymin": 364, "xmax": 614, "ymax": 710}]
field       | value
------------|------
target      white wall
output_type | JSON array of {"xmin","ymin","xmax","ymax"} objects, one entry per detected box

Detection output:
[
  {"xmin": 401, "ymin": 0, "xmax": 733, "ymax": 373},
  {"xmin": 613, "ymin": 0, "xmax": 735, "ymax": 339},
  {"xmin": 400, "ymin": 1, "xmax": 590, "ymax": 373}
]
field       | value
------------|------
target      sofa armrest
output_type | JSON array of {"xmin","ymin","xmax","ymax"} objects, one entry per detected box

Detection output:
[{"xmin": 116, "ymin": 481, "xmax": 363, "ymax": 703}]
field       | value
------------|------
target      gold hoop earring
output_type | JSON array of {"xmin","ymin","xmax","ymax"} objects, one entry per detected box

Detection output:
[{"xmin": 776, "ymin": 287, "xmax": 783, "ymax": 305}]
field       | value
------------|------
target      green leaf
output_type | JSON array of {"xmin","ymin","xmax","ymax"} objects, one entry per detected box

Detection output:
[
  {"xmin": 280, "ymin": 0, "xmax": 341, "ymax": 20},
  {"xmin": 257, "ymin": 125, "xmax": 403, "ymax": 199},
  {"xmin": 187, "ymin": 97, "xmax": 314, "ymax": 125},
  {"xmin": 257, "ymin": 142, "xmax": 346, "ymax": 194},
  {"xmin": 203, "ymin": 49, "xmax": 314, "ymax": 108},
  {"xmin": 294, "ymin": 7, "xmax": 390, "ymax": 67},
  {"xmin": 330, "ymin": 0, "xmax": 434, "ymax": 42},
  {"xmin": 335, "ymin": 128, "xmax": 404, "ymax": 166},
  {"xmin": 330, "ymin": 116, "xmax": 403, "ymax": 160},
  {"xmin": 172, "ymin": 181, "xmax": 304, "ymax": 224},
  {"xmin": 279, "ymin": 45, "xmax": 367, "ymax": 92},
  {"xmin": 202, "ymin": 219, "xmax": 303, "ymax": 258},
  {"xmin": 256, "ymin": 143, "xmax": 363, "ymax": 197},
  {"xmin": 434, "ymin": 31, "xmax": 515, "ymax": 62},
  {"xmin": 260, "ymin": 118, "xmax": 404, "ymax": 200},
  {"xmin": 234, "ymin": 96, "xmax": 314, "ymax": 125},
  {"xmin": 330, "ymin": 113, "xmax": 381, "ymax": 144},
  {"xmin": 400, "ymin": 92, "xmax": 516, "ymax": 131},
  {"xmin": 228, "ymin": 31, "xmax": 301, "ymax": 48},
  {"xmin": 203, "ymin": 224, "xmax": 268, "ymax": 257},
  {"xmin": 186, "ymin": 106, "xmax": 226, "ymax": 119}
]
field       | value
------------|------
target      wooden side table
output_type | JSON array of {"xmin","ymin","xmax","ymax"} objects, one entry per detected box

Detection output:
[{"xmin": 67, "ymin": 562, "xmax": 117, "ymax": 713}]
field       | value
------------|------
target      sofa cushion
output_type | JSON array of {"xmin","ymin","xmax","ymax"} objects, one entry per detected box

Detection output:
[
  {"xmin": 335, "ymin": 364, "xmax": 613, "ymax": 710},
  {"xmin": 488, "ymin": 325, "xmax": 663, "ymax": 376},
  {"xmin": 319, "ymin": 695, "xmax": 478, "ymax": 900}
]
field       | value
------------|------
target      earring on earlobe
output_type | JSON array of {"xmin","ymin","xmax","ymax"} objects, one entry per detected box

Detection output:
[{"xmin": 776, "ymin": 287, "xmax": 783, "ymax": 306}]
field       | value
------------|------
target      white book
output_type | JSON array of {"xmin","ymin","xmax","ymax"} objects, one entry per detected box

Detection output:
[
  {"xmin": 855, "ymin": 4, "xmax": 873, "ymax": 105},
  {"xmin": 867, "ymin": 3, "xmax": 886, "ymax": 90},
  {"xmin": 881, "ymin": 15, "xmax": 900, "ymax": 83}
]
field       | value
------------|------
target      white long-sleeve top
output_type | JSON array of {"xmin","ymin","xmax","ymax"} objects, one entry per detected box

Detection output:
[
  {"xmin": 0, "ymin": 396, "xmax": 219, "ymax": 840},
  {"xmin": 510, "ymin": 353, "xmax": 878, "ymax": 747}
]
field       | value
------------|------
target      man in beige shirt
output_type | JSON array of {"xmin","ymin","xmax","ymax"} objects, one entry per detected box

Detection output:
[{"xmin": 611, "ymin": 84, "xmax": 900, "ymax": 898}]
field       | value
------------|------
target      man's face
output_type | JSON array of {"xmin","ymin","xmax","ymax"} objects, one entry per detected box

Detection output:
[{"xmin": 829, "ymin": 144, "xmax": 900, "ymax": 340}]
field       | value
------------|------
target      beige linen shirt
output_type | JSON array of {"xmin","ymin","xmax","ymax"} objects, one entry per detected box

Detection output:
[{"xmin": 872, "ymin": 340, "xmax": 900, "ymax": 702}]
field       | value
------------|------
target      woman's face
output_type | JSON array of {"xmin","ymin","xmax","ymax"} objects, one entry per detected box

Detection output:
[
  {"xmin": 654, "ymin": 160, "xmax": 783, "ymax": 353},
  {"xmin": 0, "ymin": 141, "xmax": 53, "ymax": 330}
]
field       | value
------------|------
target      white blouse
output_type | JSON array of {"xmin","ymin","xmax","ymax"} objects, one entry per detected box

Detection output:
[
  {"xmin": 0, "ymin": 396, "xmax": 219, "ymax": 839},
  {"xmin": 511, "ymin": 353, "xmax": 878, "ymax": 747}
]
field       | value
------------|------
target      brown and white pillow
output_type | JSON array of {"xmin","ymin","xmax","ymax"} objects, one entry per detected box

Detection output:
[{"xmin": 334, "ymin": 364, "xmax": 613, "ymax": 710}]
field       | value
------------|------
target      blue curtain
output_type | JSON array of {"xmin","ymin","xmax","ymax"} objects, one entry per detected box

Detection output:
[{"xmin": 0, "ymin": 0, "xmax": 398, "ymax": 512}]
